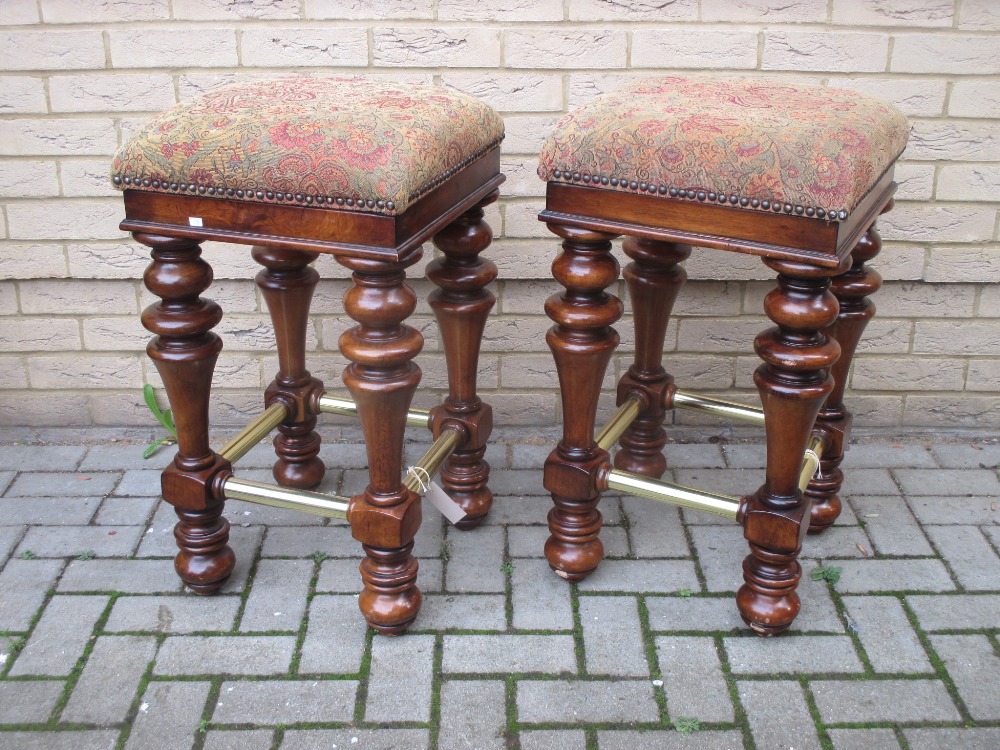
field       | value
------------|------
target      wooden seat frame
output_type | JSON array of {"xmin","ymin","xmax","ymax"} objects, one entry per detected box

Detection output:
[
  {"xmin": 122, "ymin": 147, "xmax": 503, "ymax": 635},
  {"xmin": 540, "ymin": 170, "xmax": 895, "ymax": 635}
]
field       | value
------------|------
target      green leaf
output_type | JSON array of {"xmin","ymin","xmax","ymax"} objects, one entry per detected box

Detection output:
[
  {"xmin": 677, "ymin": 588, "xmax": 692, "ymax": 598},
  {"xmin": 310, "ymin": 551, "xmax": 329, "ymax": 564},
  {"xmin": 143, "ymin": 384, "xmax": 177, "ymax": 436},
  {"xmin": 811, "ymin": 565, "xmax": 843, "ymax": 584},
  {"xmin": 76, "ymin": 550, "xmax": 97, "ymax": 561},
  {"xmin": 673, "ymin": 718, "xmax": 700, "ymax": 735},
  {"xmin": 17, "ymin": 550, "xmax": 36, "ymax": 560},
  {"xmin": 143, "ymin": 436, "xmax": 176, "ymax": 460}
]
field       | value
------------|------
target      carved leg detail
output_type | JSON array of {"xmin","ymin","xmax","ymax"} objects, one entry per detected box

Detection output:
[
  {"xmin": 543, "ymin": 226, "xmax": 623, "ymax": 581},
  {"xmin": 139, "ymin": 233, "xmax": 234, "ymax": 595},
  {"xmin": 615, "ymin": 238, "xmax": 690, "ymax": 478},
  {"xmin": 338, "ymin": 255, "xmax": 423, "ymax": 635},
  {"xmin": 738, "ymin": 257, "xmax": 843, "ymax": 635},
  {"xmin": 253, "ymin": 246, "xmax": 325, "ymax": 490},
  {"xmin": 428, "ymin": 192, "xmax": 499, "ymax": 529},
  {"xmin": 808, "ymin": 205, "xmax": 888, "ymax": 533}
]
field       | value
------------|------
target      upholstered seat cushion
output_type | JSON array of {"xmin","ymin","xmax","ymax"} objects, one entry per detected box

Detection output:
[
  {"xmin": 112, "ymin": 76, "xmax": 504, "ymax": 216},
  {"xmin": 538, "ymin": 77, "xmax": 909, "ymax": 221}
]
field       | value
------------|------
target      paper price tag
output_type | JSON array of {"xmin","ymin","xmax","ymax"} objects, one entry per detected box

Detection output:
[{"xmin": 425, "ymin": 481, "xmax": 467, "ymax": 525}]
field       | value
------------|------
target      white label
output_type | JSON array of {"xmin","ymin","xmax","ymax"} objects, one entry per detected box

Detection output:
[
  {"xmin": 188, "ymin": 217, "xmax": 203, "ymax": 227},
  {"xmin": 425, "ymin": 481, "xmax": 467, "ymax": 525}
]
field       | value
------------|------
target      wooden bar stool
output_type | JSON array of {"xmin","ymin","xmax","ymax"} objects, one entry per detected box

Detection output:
[
  {"xmin": 537, "ymin": 77, "xmax": 909, "ymax": 635},
  {"xmin": 112, "ymin": 77, "xmax": 504, "ymax": 634}
]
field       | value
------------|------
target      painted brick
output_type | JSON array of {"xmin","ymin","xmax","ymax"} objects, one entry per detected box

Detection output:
[
  {"xmin": 850, "ymin": 356, "xmax": 964, "ymax": 391},
  {"xmin": 571, "ymin": 0, "xmax": 697, "ymax": 21},
  {"xmin": 832, "ymin": 0, "xmax": 953, "ymax": 26},
  {"xmin": 306, "ymin": 0, "xmax": 430, "ymax": 19},
  {"xmin": 110, "ymin": 29, "xmax": 237, "ymax": 69},
  {"xmin": 0, "ymin": 160, "xmax": 58, "ymax": 197},
  {"xmin": 939, "ymin": 166, "xmax": 1000, "ymax": 202},
  {"xmin": 374, "ymin": 28, "xmax": 500, "ymax": 67},
  {"xmin": 0, "ymin": 30, "xmax": 105, "ymax": 70},
  {"xmin": 8, "ymin": 200, "xmax": 125, "ymax": 241},
  {"xmin": 505, "ymin": 30, "xmax": 626, "ymax": 70},
  {"xmin": 0, "ymin": 118, "xmax": 117, "ymax": 156},
  {"xmin": 0, "ymin": 76, "xmax": 47, "ymax": 113},
  {"xmin": 0, "ymin": 318, "xmax": 81, "ymax": 352},
  {"xmin": 907, "ymin": 121, "xmax": 1000, "ymax": 161},
  {"xmin": 763, "ymin": 31, "xmax": 889, "ymax": 72},
  {"xmin": 442, "ymin": 73, "xmax": 563, "ymax": 112},
  {"xmin": 0, "ymin": 243, "xmax": 68, "ymax": 280},
  {"xmin": 50, "ymin": 73, "xmax": 176, "ymax": 113},
  {"xmin": 632, "ymin": 29, "xmax": 758, "ymax": 70},
  {"xmin": 701, "ymin": 0, "xmax": 823, "ymax": 21},
  {"xmin": 893, "ymin": 34, "xmax": 1000, "ymax": 73},
  {"xmin": 924, "ymin": 246, "xmax": 1000, "ymax": 283},
  {"xmin": 950, "ymin": 80, "xmax": 1000, "ymax": 117},
  {"xmin": 173, "ymin": 0, "xmax": 299, "ymax": 20},
  {"xmin": 879, "ymin": 204, "xmax": 997, "ymax": 243},
  {"xmin": 41, "ymin": 0, "xmax": 168, "ymax": 22},
  {"xmin": 440, "ymin": 0, "xmax": 563, "ymax": 21},
  {"xmin": 914, "ymin": 321, "xmax": 1000, "ymax": 356},
  {"xmin": 241, "ymin": 27, "xmax": 368, "ymax": 67},
  {"xmin": 828, "ymin": 77, "xmax": 946, "ymax": 117},
  {"xmin": 877, "ymin": 281, "xmax": 977, "ymax": 317}
]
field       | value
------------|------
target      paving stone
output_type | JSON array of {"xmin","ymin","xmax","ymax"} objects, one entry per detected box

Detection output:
[
  {"xmin": 580, "ymin": 595, "xmax": 648, "ymax": 676},
  {"xmin": 0, "ymin": 496, "xmax": 101, "ymax": 525},
  {"xmin": 94, "ymin": 495, "xmax": 159, "ymax": 525},
  {"xmin": 738, "ymin": 680, "xmax": 822, "ymax": 750},
  {"xmin": 0, "ymin": 679, "xmax": 64, "ymax": 723},
  {"xmin": 0, "ymin": 471, "xmax": 12, "ymax": 496},
  {"xmin": 0, "ymin": 559, "xmax": 64, "ymax": 630},
  {"xmin": 58, "ymin": 559, "xmax": 182, "ymax": 593},
  {"xmin": 113, "ymin": 469, "xmax": 165, "ymax": 497},
  {"xmin": 9, "ymin": 594, "xmax": 109, "ymax": 676},
  {"xmin": 621, "ymin": 498, "xmax": 689, "ymax": 558},
  {"xmin": 656, "ymin": 636, "xmax": 734, "ymax": 722},
  {"xmin": 895, "ymin": 469, "xmax": 1000, "ymax": 496},
  {"xmin": 929, "ymin": 444, "xmax": 1000, "ymax": 469},
  {"xmin": 438, "ymin": 680, "xmax": 506, "ymax": 750},
  {"xmin": 259, "ymin": 524, "xmax": 357, "ymax": 557},
  {"xmin": 412, "ymin": 513, "xmax": 445, "ymax": 560},
  {"xmin": 799, "ymin": 525, "xmax": 870, "ymax": 559},
  {"xmin": 509, "ymin": 524, "xmax": 628, "ymax": 558},
  {"xmin": 202, "ymin": 730, "xmax": 274, "ymax": 750},
  {"xmin": 482, "ymin": 495, "xmax": 553, "ymax": 525},
  {"xmin": 364, "ymin": 634, "xmax": 434, "ymax": 722},
  {"xmin": 445, "ymin": 524, "xmax": 505, "ymax": 592},
  {"xmin": 924, "ymin": 525, "xmax": 1000, "ymax": 590},
  {"xmin": 80, "ymin": 444, "xmax": 171, "ymax": 471},
  {"xmin": 414, "ymin": 593, "xmax": 507, "ymax": 631},
  {"xmin": 905, "ymin": 727, "xmax": 1000, "ymax": 750},
  {"xmin": 7, "ymin": 471, "xmax": 120, "ymax": 497},
  {"xmin": 985, "ymin": 524, "xmax": 1000, "ymax": 550},
  {"xmin": 517, "ymin": 680, "xmax": 659, "ymax": 723},
  {"xmin": 280, "ymin": 729, "xmax": 430, "ymax": 749},
  {"xmin": 906, "ymin": 593, "xmax": 1000, "ymax": 631},
  {"xmin": 907, "ymin": 496, "xmax": 999, "ymax": 525},
  {"xmin": 721, "ymin": 444, "xmax": 765, "ymax": 469},
  {"xmin": 154, "ymin": 635, "xmax": 296, "ymax": 676},
  {"xmin": 674, "ymin": 467, "xmax": 762, "ymax": 498},
  {"xmin": 576, "ymin": 559, "xmax": 698, "ymax": 593},
  {"xmin": 212, "ymin": 679, "xmax": 357, "ymax": 724},
  {"xmin": 843, "ymin": 443, "xmax": 935, "ymax": 468},
  {"xmin": 849, "ymin": 495, "xmax": 934, "ymax": 556},
  {"xmin": 488, "ymin": 469, "xmax": 545, "ymax": 497},
  {"xmin": 441, "ymin": 635, "xmax": 576, "ymax": 675},
  {"xmin": 828, "ymin": 728, "xmax": 902, "ymax": 750},
  {"xmin": 842, "ymin": 595, "xmax": 932, "ymax": 673},
  {"xmin": 0, "ymin": 525, "xmax": 25, "ymax": 564},
  {"xmin": 298, "ymin": 595, "xmax": 368, "ymax": 675},
  {"xmin": 124, "ymin": 680, "xmax": 211, "ymax": 750},
  {"xmin": 0, "ymin": 731, "xmax": 118, "ymax": 750},
  {"xmin": 833, "ymin": 559, "xmax": 955, "ymax": 593},
  {"xmin": 839, "ymin": 468, "xmax": 900, "ymax": 496},
  {"xmin": 663, "ymin": 443, "xmax": 727, "ymax": 468},
  {"xmin": 17, "ymin": 525, "xmax": 144, "ymax": 558},
  {"xmin": 62, "ymin": 635, "xmax": 157, "ymax": 723},
  {"xmin": 792, "ymin": 572, "xmax": 847, "ymax": 633},
  {"xmin": 811, "ymin": 679, "xmax": 961, "ymax": 723},
  {"xmin": 725, "ymin": 634, "xmax": 862, "ymax": 675},
  {"xmin": 688, "ymin": 524, "xmax": 743, "ymax": 592},
  {"xmin": 520, "ymin": 730, "xmax": 587, "ymax": 750},
  {"xmin": 0, "ymin": 445, "xmax": 87, "ymax": 471},
  {"xmin": 315, "ymin": 557, "xmax": 363, "ymax": 592},
  {"xmin": 511, "ymin": 557, "xmax": 574, "ymax": 630},
  {"xmin": 239, "ymin": 558, "xmax": 312, "ymax": 632},
  {"xmin": 599, "ymin": 730, "xmax": 746, "ymax": 749},
  {"xmin": 647, "ymin": 595, "xmax": 743, "ymax": 632},
  {"xmin": 930, "ymin": 634, "xmax": 1000, "ymax": 720}
]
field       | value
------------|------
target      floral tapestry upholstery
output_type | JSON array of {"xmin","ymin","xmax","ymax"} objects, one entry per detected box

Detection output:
[
  {"xmin": 112, "ymin": 76, "xmax": 505, "ymax": 216},
  {"xmin": 538, "ymin": 77, "xmax": 910, "ymax": 221}
]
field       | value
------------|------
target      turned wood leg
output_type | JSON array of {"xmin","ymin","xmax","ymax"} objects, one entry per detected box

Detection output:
[
  {"xmin": 138, "ymin": 233, "xmax": 234, "ymax": 595},
  {"xmin": 615, "ymin": 238, "xmax": 691, "ymax": 478},
  {"xmin": 807, "ymin": 203, "xmax": 889, "ymax": 533},
  {"xmin": 338, "ymin": 255, "xmax": 423, "ymax": 634},
  {"xmin": 253, "ymin": 246, "xmax": 325, "ymax": 490},
  {"xmin": 737, "ymin": 257, "xmax": 843, "ymax": 635},
  {"xmin": 427, "ymin": 191, "xmax": 499, "ymax": 529},
  {"xmin": 543, "ymin": 225, "xmax": 623, "ymax": 581}
]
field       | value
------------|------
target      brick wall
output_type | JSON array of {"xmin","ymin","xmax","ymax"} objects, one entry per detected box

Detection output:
[{"xmin": 1, "ymin": 0, "xmax": 998, "ymax": 431}]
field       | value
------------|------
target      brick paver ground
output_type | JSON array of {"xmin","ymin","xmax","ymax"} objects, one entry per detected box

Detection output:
[{"xmin": 0, "ymin": 429, "xmax": 998, "ymax": 749}]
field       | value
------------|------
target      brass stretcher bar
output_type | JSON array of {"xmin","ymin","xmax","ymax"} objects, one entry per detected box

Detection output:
[{"xmin": 318, "ymin": 394, "xmax": 431, "ymax": 429}]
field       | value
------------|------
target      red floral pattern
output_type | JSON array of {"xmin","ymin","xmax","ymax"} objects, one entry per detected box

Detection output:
[
  {"xmin": 538, "ymin": 77, "xmax": 910, "ymax": 218},
  {"xmin": 112, "ymin": 76, "xmax": 504, "ymax": 215}
]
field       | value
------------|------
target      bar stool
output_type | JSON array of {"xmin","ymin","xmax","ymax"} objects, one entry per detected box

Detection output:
[
  {"xmin": 537, "ymin": 77, "xmax": 909, "ymax": 635},
  {"xmin": 112, "ymin": 76, "xmax": 504, "ymax": 634}
]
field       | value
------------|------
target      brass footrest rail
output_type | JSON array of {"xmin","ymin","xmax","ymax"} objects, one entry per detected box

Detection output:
[
  {"xmin": 604, "ymin": 469, "xmax": 742, "ymax": 519},
  {"xmin": 671, "ymin": 389, "xmax": 766, "ymax": 426},
  {"xmin": 404, "ymin": 429, "xmax": 462, "ymax": 495},
  {"xmin": 222, "ymin": 476, "xmax": 349, "ymax": 518},
  {"xmin": 318, "ymin": 394, "xmax": 431, "ymax": 429},
  {"xmin": 219, "ymin": 402, "xmax": 289, "ymax": 463}
]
